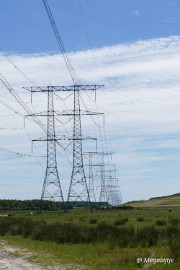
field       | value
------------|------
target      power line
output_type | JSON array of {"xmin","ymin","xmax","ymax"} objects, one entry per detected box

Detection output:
[
  {"xmin": 78, "ymin": 1, "xmax": 93, "ymax": 52},
  {"xmin": 42, "ymin": 0, "xmax": 79, "ymax": 84},
  {"xmin": 0, "ymin": 49, "xmax": 37, "ymax": 86},
  {"xmin": 0, "ymin": 73, "xmax": 46, "ymax": 132},
  {"xmin": 0, "ymin": 98, "xmax": 23, "ymax": 117},
  {"xmin": 0, "ymin": 146, "xmax": 31, "ymax": 158}
]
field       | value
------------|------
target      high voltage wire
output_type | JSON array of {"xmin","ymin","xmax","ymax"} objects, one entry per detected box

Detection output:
[
  {"xmin": 0, "ymin": 98, "xmax": 23, "ymax": 117},
  {"xmin": 0, "ymin": 73, "xmax": 46, "ymax": 132},
  {"xmin": 77, "ymin": 0, "xmax": 107, "ymax": 152},
  {"xmin": 0, "ymin": 57, "xmax": 73, "ymax": 167},
  {"xmin": 0, "ymin": 49, "xmax": 37, "ymax": 86},
  {"xmin": 42, "ymin": 0, "xmax": 79, "ymax": 84},
  {"xmin": 0, "ymin": 146, "xmax": 31, "ymax": 159},
  {"xmin": 78, "ymin": 0, "xmax": 109, "ymax": 154},
  {"xmin": 0, "ymin": 73, "xmax": 50, "ymax": 168}
]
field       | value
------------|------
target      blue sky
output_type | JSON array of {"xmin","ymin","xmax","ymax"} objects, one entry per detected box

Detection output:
[
  {"xmin": 1, "ymin": 0, "xmax": 180, "ymax": 53},
  {"xmin": 0, "ymin": 0, "xmax": 180, "ymax": 203}
]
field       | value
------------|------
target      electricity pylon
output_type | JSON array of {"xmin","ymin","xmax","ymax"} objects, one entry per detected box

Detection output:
[
  {"xmin": 98, "ymin": 153, "xmax": 113, "ymax": 202},
  {"xmin": 41, "ymin": 90, "xmax": 64, "ymax": 202},
  {"xmin": 100, "ymin": 165, "xmax": 122, "ymax": 206},
  {"xmin": 84, "ymin": 151, "xmax": 112, "ymax": 203},
  {"xmin": 88, "ymin": 152, "xmax": 96, "ymax": 202},
  {"xmin": 63, "ymin": 85, "xmax": 103, "ymax": 202},
  {"xmin": 25, "ymin": 87, "xmax": 64, "ymax": 204},
  {"xmin": 83, "ymin": 152, "xmax": 98, "ymax": 202}
]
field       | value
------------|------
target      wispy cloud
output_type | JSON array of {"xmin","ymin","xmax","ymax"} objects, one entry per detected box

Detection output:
[
  {"xmin": 1, "ymin": 35, "xmax": 180, "ymax": 201},
  {"xmin": 133, "ymin": 10, "xmax": 140, "ymax": 17}
]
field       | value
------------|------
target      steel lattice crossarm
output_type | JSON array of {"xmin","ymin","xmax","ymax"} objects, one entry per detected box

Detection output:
[
  {"xmin": 83, "ymin": 151, "xmax": 114, "ymax": 156},
  {"xmin": 23, "ymin": 84, "xmax": 104, "ymax": 92},
  {"xmin": 32, "ymin": 135, "xmax": 97, "ymax": 141},
  {"xmin": 27, "ymin": 110, "xmax": 104, "ymax": 117},
  {"xmin": 105, "ymin": 178, "xmax": 119, "ymax": 181},
  {"xmin": 56, "ymin": 110, "xmax": 104, "ymax": 116}
]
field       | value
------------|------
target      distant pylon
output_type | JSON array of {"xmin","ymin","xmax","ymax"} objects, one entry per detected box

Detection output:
[
  {"xmin": 99, "ymin": 153, "xmax": 107, "ymax": 202},
  {"xmin": 84, "ymin": 151, "xmax": 112, "ymax": 203},
  {"xmin": 96, "ymin": 152, "xmax": 112, "ymax": 202},
  {"xmin": 87, "ymin": 152, "xmax": 96, "ymax": 202},
  {"xmin": 97, "ymin": 164, "xmax": 122, "ymax": 206},
  {"xmin": 107, "ymin": 165, "xmax": 122, "ymax": 206}
]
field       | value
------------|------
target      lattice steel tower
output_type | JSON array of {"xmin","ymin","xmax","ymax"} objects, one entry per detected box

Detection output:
[
  {"xmin": 67, "ymin": 85, "xmax": 103, "ymax": 202},
  {"xmin": 41, "ymin": 89, "xmax": 64, "ymax": 201},
  {"xmin": 87, "ymin": 152, "xmax": 96, "ymax": 202},
  {"xmin": 98, "ymin": 152, "xmax": 112, "ymax": 202},
  {"xmin": 67, "ymin": 86, "xmax": 88, "ymax": 201},
  {"xmin": 25, "ymin": 86, "xmax": 64, "ymax": 203}
]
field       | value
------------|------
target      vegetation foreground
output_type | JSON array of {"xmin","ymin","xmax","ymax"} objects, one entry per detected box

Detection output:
[{"xmin": 0, "ymin": 207, "xmax": 179, "ymax": 270}]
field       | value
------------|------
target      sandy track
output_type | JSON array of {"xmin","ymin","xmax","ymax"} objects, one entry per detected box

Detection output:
[
  {"xmin": 0, "ymin": 241, "xmax": 84, "ymax": 270},
  {"xmin": 0, "ymin": 244, "xmax": 46, "ymax": 270}
]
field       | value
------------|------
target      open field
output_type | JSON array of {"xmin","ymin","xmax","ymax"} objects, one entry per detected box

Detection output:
[
  {"xmin": 125, "ymin": 193, "xmax": 180, "ymax": 208},
  {"xmin": 0, "ymin": 207, "xmax": 179, "ymax": 270}
]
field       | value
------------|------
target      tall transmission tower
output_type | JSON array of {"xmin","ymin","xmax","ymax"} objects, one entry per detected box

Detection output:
[
  {"xmin": 67, "ymin": 86, "xmax": 88, "ymax": 201},
  {"xmin": 41, "ymin": 90, "xmax": 64, "ymax": 202},
  {"xmin": 25, "ymin": 86, "xmax": 66, "ymax": 203},
  {"xmin": 62, "ymin": 85, "xmax": 103, "ymax": 202}
]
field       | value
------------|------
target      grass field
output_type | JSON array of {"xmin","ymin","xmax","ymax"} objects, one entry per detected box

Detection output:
[
  {"xmin": 125, "ymin": 193, "xmax": 180, "ymax": 208},
  {"xmin": 0, "ymin": 206, "xmax": 179, "ymax": 270}
]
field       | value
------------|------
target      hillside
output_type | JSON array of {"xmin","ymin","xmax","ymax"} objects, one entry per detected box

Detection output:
[{"xmin": 125, "ymin": 193, "xmax": 180, "ymax": 208}]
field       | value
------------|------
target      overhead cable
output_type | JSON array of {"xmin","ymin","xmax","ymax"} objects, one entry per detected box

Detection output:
[
  {"xmin": 0, "ymin": 72, "xmax": 46, "ymax": 131},
  {"xmin": 42, "ymin": 0, "xmax": 79, "ymax": 84}
]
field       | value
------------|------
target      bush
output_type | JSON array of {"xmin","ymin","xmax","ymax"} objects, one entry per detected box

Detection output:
[
  {"xmin": 136, "ymin": 226, "xmax": 159, "ymax": 247},
  {"xmin": 0, "ymin": 216, "xmax": 179, "ymax": 249},
  {"xmin": 156, "ymin": 219, "xmax": 166, "ymax": 226},
  {"xmin": 163, "ymin": 226, "xmax": 180, "ymax": 261},
  {"xmin": 89, "ymin": 218, "xmax": 97, "ymax": 224},
  {"xmin": 137, "ymin": 217, "xmax": 145, "ymax": 222},
  {"xmin": 114, "ymin": 217, "xmax": 128, "ymax": 226},
  {"xmin": 169, "ymin": 217, "xmax": 179, "ymax": 226}
]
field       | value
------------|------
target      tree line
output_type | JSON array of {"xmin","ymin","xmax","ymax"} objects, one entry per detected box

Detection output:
[{"xmin": 0, "ymin": 199, "xmax": 111, "ymax": 210}]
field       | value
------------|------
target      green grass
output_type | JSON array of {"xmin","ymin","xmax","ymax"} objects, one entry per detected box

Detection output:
[
  {"xmin": 125, "ymin": 193, "xmax": 180, "ymax": 208},
  {"xmin": 2, "ymin": 235, "xmax": 178, "ymax": 270},
  {"xmin": 0, "ymin": 208, "xmax": 179, "ymax": 270}
]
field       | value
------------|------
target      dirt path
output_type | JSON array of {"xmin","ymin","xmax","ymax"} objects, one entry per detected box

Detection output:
[
  {"xmin": 0, "ymin": 240, "xmax": 83, "ymax": 270},
  {"xmin": 0, "ymin": 243, "xmax": 46, "ymax": 270}
]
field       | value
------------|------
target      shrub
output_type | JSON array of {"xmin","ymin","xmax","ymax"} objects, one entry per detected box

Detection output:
[
  {"xmin": 0, "ymin": 216, "xmax": 179, "ymax": 249},
  {"xmin": 137, "ymin": 217, "xmax": 145, "ymax": 222},
  {"xmin": 136, "ymin": 226, "xmax": 159, "ymax": 247},
  {"xmin": 156, "ymin": 219, "xmax": 166, "ymax": 226},
  {"xmin": 114, "ymin": 217, "xmax": 128, "ymax": 226},
  {"xmin": 89, "ymin": 218, "xmax": 97, "ymax": 224},
  {"xmin": 169, "ymin": 217, "xmax": 179, "ymax": 226},
  {"xmin": 164, "ymin": 226, "xmax": 180, "ymax": 261}
]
